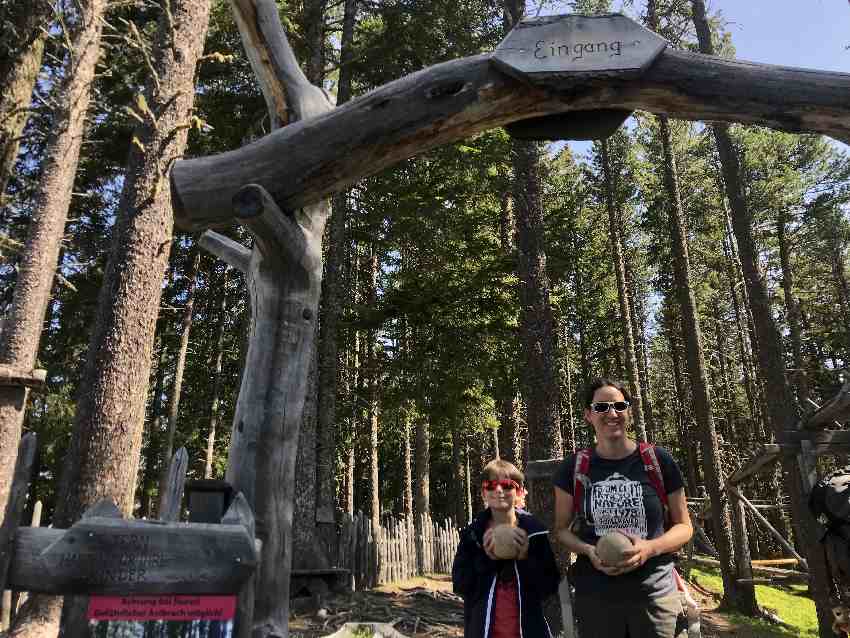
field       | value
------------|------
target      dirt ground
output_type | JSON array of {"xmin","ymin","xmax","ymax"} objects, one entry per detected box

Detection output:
[{"xmin": 288, "ymin": 573, "xmax": 772, "ymax": 638}]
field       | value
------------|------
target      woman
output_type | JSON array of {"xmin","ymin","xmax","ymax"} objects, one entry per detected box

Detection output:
[{"xmin": 553, "ymin": 377, "xmax": 693, "ymax": 638}]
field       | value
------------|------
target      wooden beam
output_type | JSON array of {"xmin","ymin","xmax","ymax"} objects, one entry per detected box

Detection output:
[
  {"xmin": 728, "ymin": 484, "xmax": 808, "ymax": 571},
  {"xmin": 171, "ymin": 49, "xmax": 850, "ymax": 231},
  {"xmin": 0, "ymin": 433, "xmax": 36, "ymax": 592},
  {"xmin": 804, "ymin": 382, "xmax": 850, "ymax": 430},
  {"xmin": 687, "ymin": 555, "xmax": 809, "ymax": 583},
  {"xmin": 0, "ymin": 366, "xmax": 46, "ymax": 389},
  {"xmin": 726, "ymin": 444, "xmax": 781, "ymax": 485}
]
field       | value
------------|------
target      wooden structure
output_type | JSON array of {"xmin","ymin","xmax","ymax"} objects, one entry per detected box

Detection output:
[
  {"xmin": 725, "ymin": 383, "xmax": 850, "ymax": 592},
  {"xmin": 335, "ymin": 512, "xmax": 459, "ymax": 593},
  {"xmin": 0, "ymin": 440, "xmax": 260, "ymax": 635}
]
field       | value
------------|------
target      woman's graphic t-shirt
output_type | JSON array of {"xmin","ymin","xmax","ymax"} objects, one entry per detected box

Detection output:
[{"xmin": 553, "ymin": 446, "xmax": 684, "ymax": 599}]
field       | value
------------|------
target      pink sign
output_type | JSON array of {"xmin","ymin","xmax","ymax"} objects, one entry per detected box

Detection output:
[{"xmin": 87, "ymin": 595, "xmax": 236, "ymax": 622}]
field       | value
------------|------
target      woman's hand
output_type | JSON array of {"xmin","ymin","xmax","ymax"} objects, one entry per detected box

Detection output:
[
  {"xmin": 586, "ymin": 545, "xmax": 623, "ymax": 576},
  {"xmin": 616, "ymin": 535, "xmax": 658, "ymax": 573}
]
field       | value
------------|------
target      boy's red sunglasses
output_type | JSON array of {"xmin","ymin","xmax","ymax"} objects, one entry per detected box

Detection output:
[{"xmin": 482, "ymin": 479, "xmax": 521, "ymax": 491}]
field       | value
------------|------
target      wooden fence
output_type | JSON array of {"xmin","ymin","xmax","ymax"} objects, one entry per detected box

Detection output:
[{"xmin": 337, "ymin": 512, "xmax": 461, "ymax": 590}]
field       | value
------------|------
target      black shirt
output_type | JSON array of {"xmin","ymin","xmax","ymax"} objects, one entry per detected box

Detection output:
[{"xmin": 553, "ymin": 445, "xmax": 685, "ymax": 599}]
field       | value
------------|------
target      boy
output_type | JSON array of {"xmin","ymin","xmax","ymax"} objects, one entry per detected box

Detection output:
[{"xmin": 452, "ymin": 459, "xmax": 560, "ymax": 638}]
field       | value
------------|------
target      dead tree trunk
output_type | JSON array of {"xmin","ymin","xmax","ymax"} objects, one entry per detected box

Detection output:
[
  {"xmin": 0, "ymin": 0, "xmax": 106, "ymax": 520},
  {"xmin": 690, "ymin": 2, "xmax": 834, "ymax": 631},
  {"xmin": 158, "ymin": 251, "xmax": 201, "ymax": 505},
  {"xmin": 205, "ymin": 269, "xmax": 230, "ymax": 479},
  {"xmin": 600, "ymin": 138, "xmax": 647, "ymax": 441},
  {"xmin": 196, "ymin": 4, "xmax": 334, "ymax": 635}
]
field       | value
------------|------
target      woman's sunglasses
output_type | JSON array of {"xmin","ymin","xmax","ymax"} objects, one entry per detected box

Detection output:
[
  {"xmin": 482, "ymin": 479, "xmax": 520, "ymax": 492},
  {"xmin": 590, "ymin": 400, "xmax": 631, "ymax": 413}
]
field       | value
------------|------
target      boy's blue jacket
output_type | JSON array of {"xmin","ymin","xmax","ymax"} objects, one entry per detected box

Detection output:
[{"xmin": 452, "ymin": 508, "xmax": 561, "ymax": 638}]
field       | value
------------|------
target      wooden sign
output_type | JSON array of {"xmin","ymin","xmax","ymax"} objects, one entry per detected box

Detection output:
[
  {"xmin": 9, "ymin": 516, "xmax": 257, "ymax": 595},
  {"xmin": 493, "ymin": 13, "xmax": 667, "ymax": 82}
]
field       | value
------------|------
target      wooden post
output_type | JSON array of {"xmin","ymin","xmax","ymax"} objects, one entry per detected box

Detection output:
[
  {"xmin": 222, "ymin": 492, "xmax": 257, "ymax": 638},
  {"xmin": 728, "ymin": 484, "xmax": 808, "ymax": 570},
  {"xmin": 0, "ymin": 434, "xmax": 36, "ymax": 587},
  {"xmin": 0, "ymin": 433, "xmax": 35, "ymax": 631},
  {"xmin": 158, "ymin": 447, "xmax": 188, "ymax": 522},
  {"xmin": 524, "ymin": 458, "xmax": 567, "ymax": 637}
]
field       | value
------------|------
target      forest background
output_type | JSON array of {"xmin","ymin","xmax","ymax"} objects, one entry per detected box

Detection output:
[{"xmin": 1, "ymin": 0, "xmax": 850, "ymax": 622}]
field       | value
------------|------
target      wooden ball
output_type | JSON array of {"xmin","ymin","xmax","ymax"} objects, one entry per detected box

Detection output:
[
  {"xmin": 491, "ymin": 524, "xmax": 525, "ymax": 559},
  {"xmin": 596, "ymin": 530, "xmax": 632, "ymax": 564}
]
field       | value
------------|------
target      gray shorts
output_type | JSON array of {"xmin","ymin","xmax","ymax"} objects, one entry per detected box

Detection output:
[{"xmin": 574, "ymin": 592, "xmax": 685, "ymax": 638}]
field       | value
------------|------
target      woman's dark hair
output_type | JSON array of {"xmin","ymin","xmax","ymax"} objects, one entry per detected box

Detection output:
[{"xmin": 583, "ymin": 377, "xmax": 632, "ymax": 407}]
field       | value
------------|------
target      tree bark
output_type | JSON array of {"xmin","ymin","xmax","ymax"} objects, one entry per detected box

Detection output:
[
  {"xmin": 644, "ymin": 15, "xmax": 755, "ymax": 603},
  {"xmin": 0, "ymin": 0, "xmax": 106, "ymax": 524},
  {"xmin": 13, "ymin": 1, "xmax": 212, "ymax": 635},
  {"xmin": 511, "ymin": 137, "xmax": 562, "ymax": 462},
  {"xmin": 158, "ymin": 251, "xmax": 201, "ymax": 505},
  {"xmin": 0, "ymin": 0, "xmax": 52, "ymax": 201},
  {"xmin": 600, "ymin": 138, "xmax": 647, "ymax": 441},
  {"xmin": 690, "ymin": 1, "xmax": 833, "ymax": 631}
]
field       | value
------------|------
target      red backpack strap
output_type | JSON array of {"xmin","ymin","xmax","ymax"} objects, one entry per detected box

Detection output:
[
  {"xmin": 639, "ymin": 442, "xmax": 668, "ymax": 507},
  {"xmin": 573, "ymin": 448, "xmax": 593, "ymax": 515}
]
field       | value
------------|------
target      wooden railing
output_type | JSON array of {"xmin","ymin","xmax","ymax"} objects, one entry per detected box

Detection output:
[{"xmin": 337, "ymin": 513, "xmax": 461, "ymax": 590}]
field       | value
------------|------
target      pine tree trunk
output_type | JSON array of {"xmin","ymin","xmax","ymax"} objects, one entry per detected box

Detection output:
[
  {"xmin": 512, "ymin": 137, "xmax": 563, "ymax": 462},
  {"xmin": 690, "ymin": 2, "xmax": 833, "ymax": 630},
  {"xmin": 654, "ymin": 93, "xmax": 755, "ymax": 611},
  {"xmin": 830, "ymin": 240, "xmax": 850, "ymax": 362},
  {"xmin": 723, "ymin": 227, "xmax": 760, "ymax": 434},
  {"xmin": 452, "ymin": 428, "xmax": 466, "ymax": 524},
  {"xmin": 600, "ymin": 139, "xmax": 647, "ymax": 441},
  {"xmin": 0, "ymin": 0, "xmax": 106, "ymax": 520},
  {"xmin": 776, "ymin": 210, "xmax": 810, "ymax": 405},
  {"xmin": 403, "ymin": 414, "xmax": 413, "ymax": 518},
  {"xmin": 158, "ymin": 251, "xmax": 201, "ymax": 505},
  {"xmin": 365, "ymin": 247, "xmax": 380, "ymax": 533},
  {"xmin": 0, "ymin": 1, "xmax": 52, "ymax": 201},
  {"xmin": 13, "ymin": 2, "xmax": 212, "ymax": 635},
  {"xmin": 205, "ymin": 269, "xmax": 229, "ymax": 479},
  {"xmin": 316, "ymin": 0, "xmax": 357, "ymax": 528}
]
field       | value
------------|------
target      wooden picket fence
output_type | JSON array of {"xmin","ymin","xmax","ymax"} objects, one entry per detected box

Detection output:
[{"xmin": 337, "ymin": 512, "xmax": 461, "ymax": 590}]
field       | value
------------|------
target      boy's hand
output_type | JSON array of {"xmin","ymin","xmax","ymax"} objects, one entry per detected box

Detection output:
[
  {"xmin": 514, "ymin": 529, "xmax": 529, "ymax": 560},
  {"xmin": 483, "ymin": 528, "xmax": 498, "ymax": 560}
]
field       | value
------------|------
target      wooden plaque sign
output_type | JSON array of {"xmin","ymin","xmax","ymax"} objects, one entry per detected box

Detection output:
[
  {"xmin": 11, "ymin": 516, "xmax": 257, "ymax": 595},
  {"xmin": 493, "ymin": 13, "xmax": 667, "ymax": 82}
]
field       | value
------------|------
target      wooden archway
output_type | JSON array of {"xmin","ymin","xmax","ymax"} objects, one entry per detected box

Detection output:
[{"xmin": 167, "ymin": 2, "xmax": 850, "ymax": 637}]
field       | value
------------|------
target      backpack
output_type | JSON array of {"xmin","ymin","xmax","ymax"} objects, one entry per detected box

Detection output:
[
  {"xmin": 809, "ymin": 467, "xmax": 850, "ymax": 592},
  {"xmin": 573, "ymin": 441, "xmax": 669, "ymax": 525}
]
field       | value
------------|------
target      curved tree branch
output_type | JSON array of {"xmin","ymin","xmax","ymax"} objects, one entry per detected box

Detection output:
[
  {"xmin": 199, "ymin": 230, "xmax": 251, "ymax": 273},
  {"xmin": 171, "ymin": 48, "xmax": 850, "ymax": 231}
]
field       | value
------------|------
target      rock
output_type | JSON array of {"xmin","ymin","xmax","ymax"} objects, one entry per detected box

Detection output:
[
  {"xmin": 491, "ymin": 524, "xmax": 525, "ymax": 559},
  {"xmin": 596, "ymin": 530, "xmax": 632, "ymax": 564}
]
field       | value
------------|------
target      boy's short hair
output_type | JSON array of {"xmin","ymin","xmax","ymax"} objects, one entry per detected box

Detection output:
[{"xmin": 481, "ymin": 459, "xmax": 524, "ymax": 486}]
